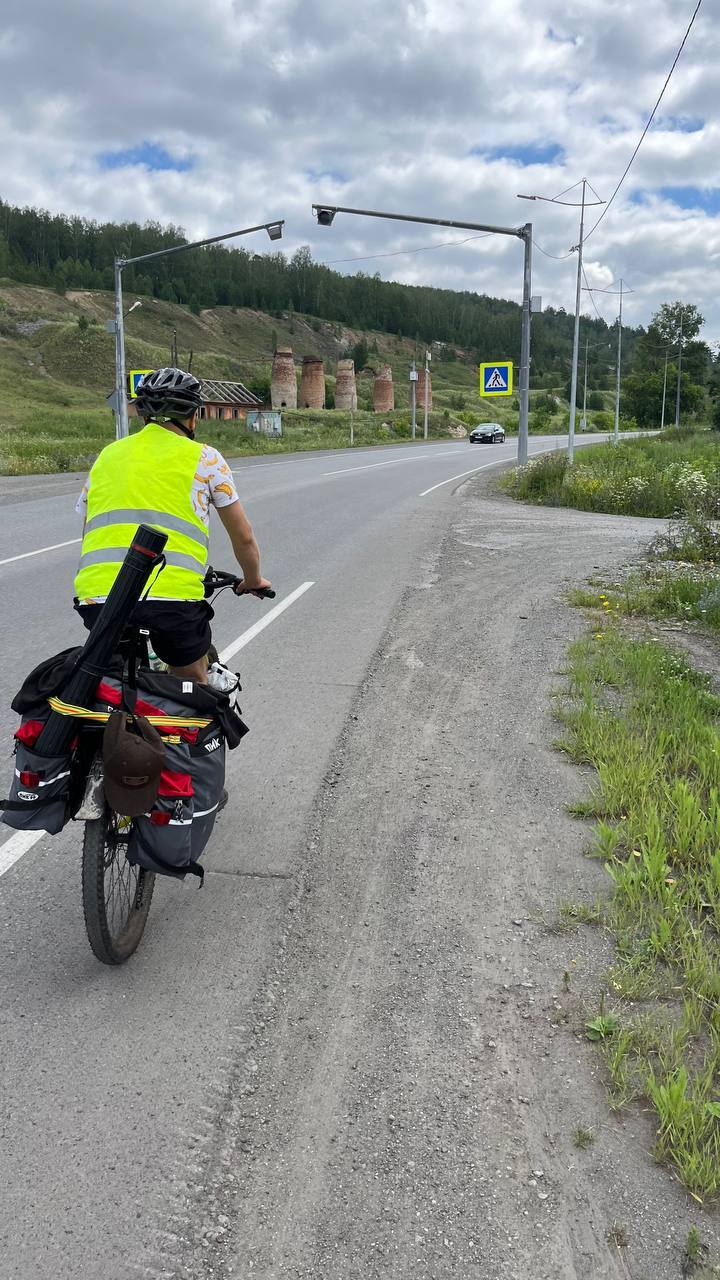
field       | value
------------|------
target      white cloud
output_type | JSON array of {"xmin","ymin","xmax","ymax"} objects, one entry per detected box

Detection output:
[{"xmin": 1, "ymin": 0, "xmax": 718, "ymax": 334}]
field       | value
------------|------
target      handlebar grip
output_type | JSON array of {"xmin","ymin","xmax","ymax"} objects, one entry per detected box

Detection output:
[{"xmin": 233, "ymin": 585, "xmax": 276, "ymax": 599}]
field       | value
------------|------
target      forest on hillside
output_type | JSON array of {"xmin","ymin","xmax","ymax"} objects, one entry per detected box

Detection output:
[{"xmin": 0, "ymin": 199, "xmax": 635, "ymax": 387}]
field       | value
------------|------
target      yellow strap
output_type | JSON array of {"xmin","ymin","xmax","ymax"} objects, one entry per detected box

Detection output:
[{"xmin": 47, "ymin": 696, "xmax": 212, "ymax": 730}]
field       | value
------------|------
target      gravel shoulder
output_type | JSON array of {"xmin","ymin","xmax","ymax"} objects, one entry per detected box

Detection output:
[{"xmin": 167, "ymin": 480, "xmax": 719, "ymax": 1280}]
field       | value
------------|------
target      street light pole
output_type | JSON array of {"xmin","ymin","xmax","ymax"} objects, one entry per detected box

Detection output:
[
  {"xmin": 410, "ymin": 362, "xmax": 417, "ymax": 439},
  {"xmin": 614, "ymin": 279, "xmax": 624, "ymax": 444},
  {"xmin": 113, "ymin": 260, "xmax": 129, "ymax": 439},
  {"xmin": 423, "ymin": 349, "xmax": 431, "ymax": 441},
  {"xmin": 567, "ymin": 179, "xmax": 587, "ymax": 463},
  {"xmin": 312, "ymin": 203, "xmax": 533, "ymax": 465},
  {"xmin": 517, "ymin": 180, "xmax": 603, "ymax": 463},
  {"xmin": 661, "ymin": 349, "xmax": 669, "ymax": 430},
  {"xmin": 675, "ymin": 308, "xmax": 684, "ymax": 429},
  {"xmin": 581, "ymin": 335, "xmax": 589, "ymax": 431},
  {"xmin": 518, "ymin": 227, "xmax": 532, "ymax": 466},
  {"xmin": 111, "ymin": 219, "xmax": 284, "ymax": 439}
]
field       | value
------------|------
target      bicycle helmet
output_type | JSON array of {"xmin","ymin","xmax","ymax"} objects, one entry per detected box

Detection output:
[{"xmin": 134, "ymin": 367, "xmax": 203, "ymax": 432}]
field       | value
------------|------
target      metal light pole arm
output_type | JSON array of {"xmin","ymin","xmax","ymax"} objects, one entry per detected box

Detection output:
[
  {"xmin": 119, "ymin": 221, "xmax": 286, "ymax": 268},
  {"xmin": 312, "ymin": 204, "xmax": 526, "ymax": 240}
]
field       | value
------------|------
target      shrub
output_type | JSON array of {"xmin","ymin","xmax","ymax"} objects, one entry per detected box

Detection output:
[{"xmin": 588, "ymin": 391, "xmax": 604, "ymax": 410}]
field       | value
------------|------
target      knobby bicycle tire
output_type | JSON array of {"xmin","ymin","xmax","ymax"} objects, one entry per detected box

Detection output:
[{"xmin": 82, "ymin": 807, "xmax": 155, "ymax": 965}]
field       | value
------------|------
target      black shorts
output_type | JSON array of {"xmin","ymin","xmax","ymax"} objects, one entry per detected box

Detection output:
[{"xmin": 76, "ymin": 599, "xmax": 215, "ymax": 667}]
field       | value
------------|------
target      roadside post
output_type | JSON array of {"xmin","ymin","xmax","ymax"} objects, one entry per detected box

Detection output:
[
  {"xmin": 109, "ymin": 219, "xmax": 284, "ymax": 440},
  {"xmin": 423, "ymin": 350, "xmax": 431, "ymax": 440},
  {"xmin": 312, "ymin": 205, "xmax": 533, "ymax": 466},
  {"xmin": 410, "ymin": 364, "xmax": 418, "ymax": 440}
]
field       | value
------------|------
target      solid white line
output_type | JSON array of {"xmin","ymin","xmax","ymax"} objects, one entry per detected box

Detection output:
[
  {"xmin": 419, "ymin": 441, "xmax": 569, "ymax": 497},
  {"xmin": 0, "ymin": 829, "xmax": 45, "ymax": 878},
  {"xmin": 0, "ymin": 538, "xmax": 81, "ymax": 567},
  {"xmin": 230, "ymin": 443, "xmax": 463, "ymax": 475},
  {"xmin": 219, "ymin": 581, "xmax": 315, "ymax": 664},
  {"xmin": 420, "ymin": 460, "xmax": 506, "ymax": 497},
  {"xmin": 323, "ymin": 449, "xmax": 460, "ymax": 477}
]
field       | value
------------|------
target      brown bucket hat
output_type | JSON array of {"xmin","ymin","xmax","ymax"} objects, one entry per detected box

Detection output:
[{"xmin": 102, "ymin": 711, "xmax": 166, "ymax": 817}]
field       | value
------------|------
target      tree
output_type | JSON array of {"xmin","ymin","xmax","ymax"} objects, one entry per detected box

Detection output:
[{"xmin": 623, "ymin": 368, "xmax": 704, "ymax": 427}]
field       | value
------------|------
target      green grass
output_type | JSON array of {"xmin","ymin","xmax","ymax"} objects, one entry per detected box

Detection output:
[
  {"xmin": 557, "ymin": 627, "xmax": 720, "ymax": 1199},
  {"xmin": 502, "ymin": 429, "xmax": 719, "ymax": 517},
  {"xmin": 570, "ymin": 510, "xmax": 720, "ymax": 635}
]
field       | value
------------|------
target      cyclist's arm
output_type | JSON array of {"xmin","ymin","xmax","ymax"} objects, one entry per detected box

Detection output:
[{"xmin": 216, "ymin": 500, "xmax": 268, "ymax": 590}]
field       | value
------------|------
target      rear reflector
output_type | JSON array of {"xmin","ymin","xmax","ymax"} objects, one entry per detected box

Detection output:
[
  {"xmin": 150, "ymin": 810, "xmax": 171, "ymax": 826},
  {"xmin": 20, "ymin": 770, "xmax": 40, "ymax": 787}
]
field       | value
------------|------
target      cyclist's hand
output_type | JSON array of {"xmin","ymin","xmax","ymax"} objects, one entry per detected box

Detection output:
[{"xmin": 233, "ymin": 576, "xmax": 273, "ymax": 597}]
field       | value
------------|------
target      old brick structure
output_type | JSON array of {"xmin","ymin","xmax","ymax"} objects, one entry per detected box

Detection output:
[
  {"xmin": 300, "ymin": 356, "xmax": 325, "ymax": 409},
  {"xmin": 271, "ymin": 348, "xmax": 297, "ymax": 410},
  {"xmin": 334, "ymin": 359, "xmax": 357, "ymax": 411},
  {"xmin": 373, "ymin": 364, "xmax": 394, "ymax": 413}
]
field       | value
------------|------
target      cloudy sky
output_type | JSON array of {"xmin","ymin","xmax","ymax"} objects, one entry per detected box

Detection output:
[{"xmin": 2, "ymin": 0, "xmax": 717, "ymax": 336}]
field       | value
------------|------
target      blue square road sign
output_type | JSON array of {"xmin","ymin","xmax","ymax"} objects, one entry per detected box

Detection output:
[{"xmin": 479, "ymin": 361, "xmax": 513, "ymax": 397}]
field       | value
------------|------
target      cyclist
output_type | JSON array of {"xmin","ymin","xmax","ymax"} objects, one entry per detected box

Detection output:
[{"xmin": 73, "ymin": 367, "xmax": 271, "ymax": 684}]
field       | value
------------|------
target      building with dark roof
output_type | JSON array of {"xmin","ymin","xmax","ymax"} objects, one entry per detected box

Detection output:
[{"xmin": 197, "ymin": 379, "xmax": 263, "ymax": 420}]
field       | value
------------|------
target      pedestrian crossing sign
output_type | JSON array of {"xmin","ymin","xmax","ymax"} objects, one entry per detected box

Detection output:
[
  {"xmin": 128, "ymin": 369, "xmax": 153, "ymax": 399},
  {"xmin": 479, "ymin": 361, "xmax": 513, "ymax": 397}
]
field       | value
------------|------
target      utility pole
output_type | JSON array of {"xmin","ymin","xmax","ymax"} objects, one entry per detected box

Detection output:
[
  {"xmin": 661, "ymin": 349, "xmax": 668, "ymax": 430},
  {"xmin": 675, "ymin": 308, "xmax": 684, "ymax": 429},
  {"xmin": 568, "ymin": 179, "xmax": 587, "ymax": 461},
  {"xmin": 581, "ymin": 335, "xmax": 589, "ymax": 431},
  {"xmin": 410, "ymin": 362, "xmax": 417, "ymax": 440},
  {"xmin": 614, "ymin": 279, "xmax": 624, "ymax": 444},
  {"xmin": 517, "ymin": 180, "xmax": 603, "ymax": 464},
  {"xmin": 423, "ymin": 349, "xmax": 431, "ymax": 440}
]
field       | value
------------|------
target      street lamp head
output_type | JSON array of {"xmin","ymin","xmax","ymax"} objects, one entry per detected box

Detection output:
[
  {"xmin": 313, "ymin": 205, "xmax": 336, "ymax": 227},
  {"xmin": 266, "ymin": 221, "xmax": 284, "ymax": 241},
  {"xmin": 516, "ymin": 193, "xmax": 537, "ymax": 201}
]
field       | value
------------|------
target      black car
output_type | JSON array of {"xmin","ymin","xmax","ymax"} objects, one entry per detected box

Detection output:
[{"xmin": 469, "ymin": 423, "xmax": 505, "ymax": 444}]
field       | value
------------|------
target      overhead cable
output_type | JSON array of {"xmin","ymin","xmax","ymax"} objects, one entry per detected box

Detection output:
[{"xmin": 584, "ymin": 0, "xmax": 703, "ymax": 244}]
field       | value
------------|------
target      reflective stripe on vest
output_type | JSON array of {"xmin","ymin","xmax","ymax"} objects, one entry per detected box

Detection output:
[
  {"xmin": 74, "ymin": 423, "xmax": 208, "ymax": 602},
  {"xmin": 84, "ymin": 508, "xmax": 209, "ymax": 550}
]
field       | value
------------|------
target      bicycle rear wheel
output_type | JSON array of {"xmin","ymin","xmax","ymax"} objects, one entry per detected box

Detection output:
[{"xmin": 82, "ymin": 807, "xmax": 155, "ymax": 964}]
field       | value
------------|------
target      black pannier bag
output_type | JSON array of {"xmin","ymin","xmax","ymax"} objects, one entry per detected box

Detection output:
[
  {"xmin": 2, "ymin": 653, "xmax": 248, "ymax": 872},
  {"xmin": 2, "ymin": 647, "xmax": 84, "ymax": 833},
  {"xmin": 93, "ymin": 670, "xmax": 247, "ymax": 878}
]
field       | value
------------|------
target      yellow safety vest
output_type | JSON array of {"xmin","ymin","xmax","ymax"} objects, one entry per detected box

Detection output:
[{"xmin": 74, "ymin": 422, "xmax": 208, "ymax": 602}]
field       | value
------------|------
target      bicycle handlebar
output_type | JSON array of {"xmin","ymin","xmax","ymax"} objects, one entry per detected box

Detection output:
[{"xmin": 203, "ymin": 567, "xmax": 276, "ymax": 599}]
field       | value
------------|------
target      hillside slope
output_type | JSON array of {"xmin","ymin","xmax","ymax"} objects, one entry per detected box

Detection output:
[{"xmin": 0, "ymin": 281, "xmax": 532, "ymax": 473}]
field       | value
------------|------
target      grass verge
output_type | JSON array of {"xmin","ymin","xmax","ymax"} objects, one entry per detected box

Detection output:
[
  {"xmin": 570, "ymin": 511, "xmax": 720, "ymax": 635},
  {"xmin": 558, "ymin": 626, "xmax": 720, "ymax": 1200},
  {"xmin": 501, "ymin": 429, "xmax": 718, "ymax": 517}
]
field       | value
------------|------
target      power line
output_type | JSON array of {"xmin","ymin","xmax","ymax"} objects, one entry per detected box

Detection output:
[
  {"xmin": 319, "ymin": 231, "xmax": 494, "ymax": 266},
  {"xmin": 533, "ymin": 239, "xmax": 574, "ymax": 261},
  {"xmin": 581, "ymin": 265, "xmax": 608, "ymax": 322},
  {"xmin": 584, "ymin": 0, "xmax": 703, "ymax": 244}
]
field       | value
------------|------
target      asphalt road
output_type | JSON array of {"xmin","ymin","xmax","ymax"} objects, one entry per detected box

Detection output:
[{"xmin": 0, "ymin": 433, "xmax": 617, "ymax": 1279}]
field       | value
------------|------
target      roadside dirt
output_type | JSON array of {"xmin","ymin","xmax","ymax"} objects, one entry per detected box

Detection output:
[{"xmin": 169, "ymin": 481, "xmax": 720, "ymax": 1280}]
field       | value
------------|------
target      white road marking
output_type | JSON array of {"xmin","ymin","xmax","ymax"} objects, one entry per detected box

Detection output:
[
  {"xmin": 0, "ymin": 581, "xmax": 316, "ymax": 880},
  {"xmin": 219, "ymin": 581, "xmax": 315, "ymax": 663},
  {"xmin": 230, "ymin": 443, "xmax": 464, "ymax": 475},
  {"xmin": 419, "ymin": 441, "xmax": 573, "ymax": 497},
  {"xmin": 0, "ymin": 538, "xmax": 81, "ymax": 567},
  {"xmin": 420, "ymin": 459, "xmax": 511, "ymax": 497},
  {"xmin": 323, "ymin": 450, "xmax": 461, "ymax": 477},
  {"xmin": 0, "ymin": 828, "xmax": 45, "ymax": 877}
]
